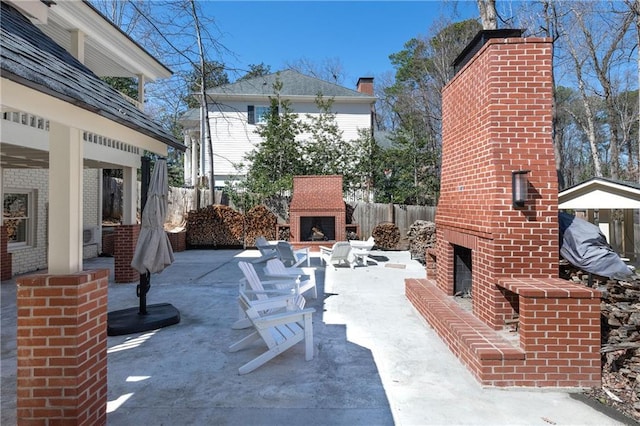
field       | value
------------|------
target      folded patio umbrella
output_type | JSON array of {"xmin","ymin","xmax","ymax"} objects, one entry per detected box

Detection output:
[
  {"xmin": 131, "ymin": 158, "xmax": 174, "ymax": 275},
  {"xmin": 108, "ymin": 158, "xmax": 179, "ymax": 336}
]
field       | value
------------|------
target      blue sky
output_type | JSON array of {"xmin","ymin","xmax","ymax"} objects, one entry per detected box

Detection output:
[{"xmin": 201, "ymin": 1, "xmax": 481, "ymax": 86}]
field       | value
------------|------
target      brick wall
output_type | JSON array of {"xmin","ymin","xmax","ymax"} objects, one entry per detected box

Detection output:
[
  {"xmin": 1, "ymin": 225, "xmax": 12, "ymax": 280},
  {"xmin": 437, "ymin": 37, "xmax": 558, "ymax": 329},
  {"xmin": 16, "ymin": 269, "xmax": 109, "ymax": 424},
  {"xmin": 167, "ymin": 230, "xmax": 186, "ymax": 252},
  {"xmin": 114, "ymin": 224, "xmax": 140, "ymax": 283}
]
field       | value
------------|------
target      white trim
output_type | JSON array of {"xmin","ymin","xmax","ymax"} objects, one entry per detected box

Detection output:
[{"xmin": 2, "ymin": 78, "xmax": 168, "ymax": 157}]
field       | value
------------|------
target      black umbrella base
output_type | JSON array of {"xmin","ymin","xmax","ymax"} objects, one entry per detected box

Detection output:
[{"xmin": 107, "ymin": 303, "xmax": 180, "ymax": 336}]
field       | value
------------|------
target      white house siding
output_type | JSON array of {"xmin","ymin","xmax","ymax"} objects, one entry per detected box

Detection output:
[
  {"xmin": 206, "ymin": 99, "xmax": 372, "ymax": 184},
  {"xmin": 3, "ymin": 168, "xmax": 101, "ymax": 275}
]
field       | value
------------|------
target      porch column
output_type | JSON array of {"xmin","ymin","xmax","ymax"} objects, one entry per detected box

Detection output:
[
  {"xmin": 122, "ymin": 166, "xmax": 137, "ymax": 225},
  {"xmin": 137, "ymin": 73, "xmax": 145, "ymax": 107},
  {"xmin": 48, "ymin": 121, "xmax": 83, "ymax": 274},
  {"xmin": 115, "ymin": 166, "xmax": 140, "ymax": 283},
  {"xmin": 17, "ymin": 270, "xmax": 109, "ymax": 425},
  {"xmin": 70, "ymin": 29, "xmax": 85, "ymax": 63}
]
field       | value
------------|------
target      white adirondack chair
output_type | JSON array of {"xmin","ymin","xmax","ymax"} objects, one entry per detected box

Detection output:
[
  {"xmin": 251, "ymin": 236, "xmax": 278, "ymax": 264},
  {"xmin": 319, "ymin": 241, "xmax": 354, "ymax": 269},
  {"xmin": 349, "ymin": 236, "xmax": 377, "ymax": 266},
  {"xmin": 229, "ymin": 292, "xmax": 315, "ymax": 375},
  {"xmin": 349, "ymin": 236, "xmax": 375, "ymax": 251},
  {"xmin": 264, "ymin": 258, "xmax": 318, "ymax": 299},
  {"xmin": 275, "ymin": 241, "xmax": 310, "ymax": 267},
  {"xmin": 233, "ymin": 261, "xmax": 303, "ymax": 329}
]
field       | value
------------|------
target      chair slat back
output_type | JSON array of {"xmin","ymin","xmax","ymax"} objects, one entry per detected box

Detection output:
[
  {"xmin": 265, "ymin": 258, "xmax": 287, "ymax": 275},
  {"xmin": 332, "ymin": 242, "xmax": 352, "ymax": 259},
  {"xmin": 238, "ymin": 261, "xmax": 268, "ymax": 300}
]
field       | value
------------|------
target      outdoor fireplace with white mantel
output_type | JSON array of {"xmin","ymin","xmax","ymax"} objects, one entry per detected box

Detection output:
[
  {"xmin": 406, "ymin": 30, "xmax": 602, "ymax": 388},
  {"xmin": 288, "ymin": 175, "xmax": 346, "ymax": 251}
]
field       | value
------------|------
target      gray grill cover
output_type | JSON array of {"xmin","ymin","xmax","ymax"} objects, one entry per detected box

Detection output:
[{"xmin": 559, "ymin": 212, "xmax": 632, "ymax": 280}]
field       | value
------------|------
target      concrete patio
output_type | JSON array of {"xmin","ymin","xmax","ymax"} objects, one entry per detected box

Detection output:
[{"xmin": 1, "ymin": 249, "xmax": 629, "ymax": 425}]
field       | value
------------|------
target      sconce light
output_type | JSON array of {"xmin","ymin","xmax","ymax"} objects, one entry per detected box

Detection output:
[{"xmin": 512, "ymin": 170, "xmax": 530, "ymax": 208}]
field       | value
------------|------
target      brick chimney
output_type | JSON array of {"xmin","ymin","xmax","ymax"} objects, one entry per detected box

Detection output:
[{"xmin": 356, "ymin": 77, "xmax": 373, "ymax": 95}]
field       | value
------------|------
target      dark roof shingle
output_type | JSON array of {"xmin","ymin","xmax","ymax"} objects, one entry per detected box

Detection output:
[
  {"xmin": 0, "ymin": 2, "xmax": 183, "ymax": 151},
  {"xmin": 207, "ymin": 69, "xmax": 375, "ymax": 99}
]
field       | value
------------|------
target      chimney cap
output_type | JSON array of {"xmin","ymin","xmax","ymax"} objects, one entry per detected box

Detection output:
[{"xmin": 452, "ymin": 29, "xmax": 523, "ymax": 74}]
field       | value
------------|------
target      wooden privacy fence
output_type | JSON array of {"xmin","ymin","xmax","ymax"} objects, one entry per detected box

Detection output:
[
  {"xmin": 103, "ymin": 177, "xmax": 436, "ymax": 238},
  {"xmin": 349, "ymin": 202, "xmax": 436, "ymax": 239}
]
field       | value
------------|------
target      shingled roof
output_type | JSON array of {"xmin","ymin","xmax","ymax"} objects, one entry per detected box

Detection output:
[
  {"xmin": 0, "ymin": 1, "xmax": 184, "ymax": 151},
  {"xmin": 207, "ymin": 69, "xmax": 376, "ymax": 99}
]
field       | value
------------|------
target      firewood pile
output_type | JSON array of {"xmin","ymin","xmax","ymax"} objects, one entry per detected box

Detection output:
[
  {"xmin": 244, "ymin": 205, "xmax": 277, "ymax": 246},
  {"xmin": 278, "ymin": 226, "xmax": 291, "ymax": 241},
  {"xmin": 186, "ymin": 205, "xmax": 244, "ymax": 247},
  {"xmin": 561, "ymin": 265, "xmax": 640, "ymax": 422},
  {"xmin": 407, "ymin": 220, "xmax": 436, "ymax": 263},
  {"xmin": 372, "ymin": 222, "xmax": 400, "ymax": 250}
]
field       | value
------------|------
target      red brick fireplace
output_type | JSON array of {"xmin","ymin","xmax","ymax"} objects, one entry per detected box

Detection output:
[
  {"xmin": 289, "ymin": 175, "xmax": 346, "ymax": 251},
  {"xmin": 406, "ymin": 32, "xmax": 602, "ymax": 387}
]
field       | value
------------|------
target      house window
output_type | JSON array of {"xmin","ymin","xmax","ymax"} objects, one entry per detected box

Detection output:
[
  {"xmin": 3, "ymin": 190, "xmax": 35, "ymax": 248},
  {"xmin": 247, "ymin": 105, "xmax": 276, "ymax": 125}
]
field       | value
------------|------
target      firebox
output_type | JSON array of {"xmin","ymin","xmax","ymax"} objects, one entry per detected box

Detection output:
[
  {"xmin": 453, "ymin": 245, "xmax": 471, "ymax": 297},
  {"xmin": 300, "ymin": 217, "xmax": 335, "ymax": 241}
]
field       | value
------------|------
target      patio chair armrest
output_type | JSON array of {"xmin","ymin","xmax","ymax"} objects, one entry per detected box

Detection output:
[
  {"xmin": 252, "ymin": 308, "xmax": 316, "ymax": 329},
  {"xmin": 243, "ymin": 288, "xmax": 294, "ymax": 297},
  {"xmin": 240, "ymin": 292, "xmax": 301, "ymax": 310},
  {"xmin": 250, "ymin": 252, "xmax": 278, "ymax": 264}
]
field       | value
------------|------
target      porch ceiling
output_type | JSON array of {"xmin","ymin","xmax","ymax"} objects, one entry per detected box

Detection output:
[{"xmin": 1, "ymin": 142, "xmax": 132, "ymax": 170}]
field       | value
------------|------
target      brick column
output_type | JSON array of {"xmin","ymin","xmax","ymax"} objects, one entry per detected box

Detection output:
[
  {"xmin": 114, "ymin": 224, "xmax": 140, "ymax": 283},
  {"xmin": 1, "ymin": 225, "xmax": 12, "ymax": 280},
  {"xmin": 16, "ymin": 269, "xmax": 109, "ymax": 425}
]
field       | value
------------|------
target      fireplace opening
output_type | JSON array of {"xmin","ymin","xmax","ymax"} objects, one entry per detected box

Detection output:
[
  {"xmin": 454, "ymin": 245, "xmax": 472, "ymax": 297},
  {"xmin": 300, "ymin": 217, "xmax": 335, "ymax": 241}
]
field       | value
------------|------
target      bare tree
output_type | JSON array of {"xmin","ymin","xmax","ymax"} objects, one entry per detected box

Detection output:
[
  {"xmin": 626, "ymin": 0, "xmax": 640, "ymax": 181},
  {"xmin": 284, "ymin": 57, "xmax": 346, "ymax": 84},
  {"xmin": 477, "ymin": 0, "xmax": 498, "ymax": 29},
  {"xmin": 571, "ymin": 2, "xmax": 634, "ymax": 179},
  {"xmin": 188, "ymin": 0, "xmax": 214, "ymax": 204}
]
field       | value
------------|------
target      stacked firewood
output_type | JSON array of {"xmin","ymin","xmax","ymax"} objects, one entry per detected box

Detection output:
[
  {"xmin": 561, "ymin": 265, "xmax": 640, "ymax": 421},
  {"xmin": 597, "ymin": 276, "xmax": 640, "ymax": 419},
  {"xmin": 372, "ymin": 222, "xmax": 400, "ymax": 250},
  {"xmin": 278, "ymin": 226, "xmax": 291, "ymax": 241},
  {"xmin": 407, "ymin": 220, "xmax": 436, "ymax": 263},
  {"xmin": 244, "ymin": 205, "xmax": 277, "ymax": 246},
  {"xmin": 186, "ymin": 205, "xmax": 244, "ymax": 247}
]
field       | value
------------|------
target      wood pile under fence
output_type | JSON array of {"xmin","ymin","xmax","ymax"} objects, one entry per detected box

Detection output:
[
  {"xmin": 186, "ymin": 205, "xmax": 244, "ymax": 247},
  {"xmin": 372, "ymin": 222, "xmax": 400, "ymax": 250},
  {"xmin": 407, "ymin": 220, "xmax": 436, "ymax": 263},
  {"xmin": 244, "ymin": 205, "xmax": 277, "ymax": 247}
]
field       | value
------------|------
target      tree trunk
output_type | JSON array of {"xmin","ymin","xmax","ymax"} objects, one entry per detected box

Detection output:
[
  {"xmin": 477, "ymin": 0, "xmax": 498, "ymax": 29},
  {"xmin": 189, "ymin": 0, "xmax": 215, "ymax": 205}
]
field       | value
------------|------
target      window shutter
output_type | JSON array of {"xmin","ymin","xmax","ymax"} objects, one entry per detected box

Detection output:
[{"xmin": 247, "ymin": 105, "xmax": 255, "ymax": 124}]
